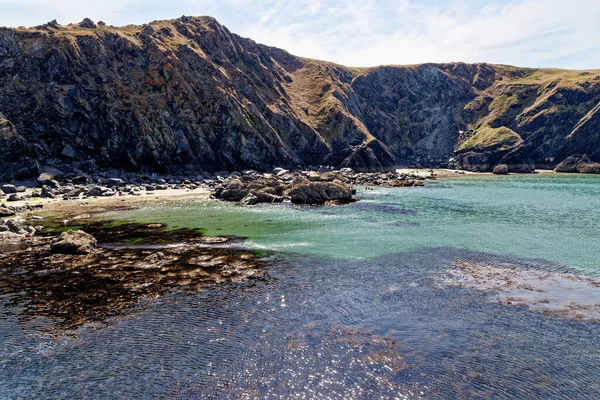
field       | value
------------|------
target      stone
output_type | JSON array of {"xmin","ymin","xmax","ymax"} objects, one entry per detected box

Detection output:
[
  {"xmin": 79, "ymin": 18, "xmax": 97, "ymax": 29},
  {"xmin": 51, "ymin": 230, "xmax": 97, "ymax": 255},
  {"xmin": 493, "ymin": 164, "xmax": 509, "ymax": 175},
  {"xmin": 1, "ymin": 184, "xmax": 17, "ymax": 194},
  {"xmin": 16, "ymin": 186, "xmax": 26, "ymax": 193},
  {"xmin": 38, "ymin": 169, "xmax": 64, "ymax": 186},
  {"xmin": 7, "ymin": 193, "xmax": 22, "ymax": 202},
  {"xmin": 239, "ymin": 193, "xmax": 259, "ymax": 206},
  {"xmin": 107, "ymin": 178, "xmax": 125, "ymax": 187},
  {"xmin": 5, "ymin": 218, "xmax": 26, "ymax": 235},
  {"xmin": 288, "ymin": 179, "xmax": 353, "ymax": 205},
  {"xmin": 0, "ymin": 205, "xmax": 15, "ymax": 217}
]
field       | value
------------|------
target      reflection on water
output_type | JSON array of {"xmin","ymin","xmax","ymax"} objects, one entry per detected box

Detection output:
[
  {"xmin": 1, "ymin": 249, "xmax": 599, "ymax": 399},
  {"xmin": 2, "ymin": 175, "xmax": 600, "ymax": 398}
]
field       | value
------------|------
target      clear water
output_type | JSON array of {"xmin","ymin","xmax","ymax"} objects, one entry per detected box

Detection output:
[
  {"xmin": 2, "ymin": 174, "xmax": 600, "ymax": 399},
  {"xmin": 113, "ymin": 174, "xmax": 600, "ymax": 274}
]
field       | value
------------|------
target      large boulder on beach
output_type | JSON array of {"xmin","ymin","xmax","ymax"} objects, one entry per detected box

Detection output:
[
  {"xmin": 493, "ymin": 164, "xmax": 509, "ymax": 175},
  {"xmin": 37, "ymin": 168, "xmax": 64, "ymax": 186},
  {"xmin": 51, "ymin": 230, "xmax": 97, "ymax": 254},
  {"xmin": 554, "ymin": 154, "xmax": 600, "ymax": 174},
  {"xmin": 288, "ymin": 179, "xmax": 353, "ymax": 205},
  {"xmin": 1, "ymin": 184, "xmax": 17, "ymax": 194}
]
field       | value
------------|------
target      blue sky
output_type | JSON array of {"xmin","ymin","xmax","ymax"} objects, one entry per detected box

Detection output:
[{"xmin": 1, "ymin": 0, "xmax": 599, "ymax": 69}]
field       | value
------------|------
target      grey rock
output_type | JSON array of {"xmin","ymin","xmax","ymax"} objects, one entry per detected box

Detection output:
[
  {"xmin": 7, "ymin": 193, "xmax": 22, "ymax": 202},
  {"xmin": 1, "ymin": 184, "xmax": 17, "ymax": 194},
  {"xmin": 51, "ymin": 230, "xmax": 97, "ymax": 254},
  {"xmin": 239, "ymin": 193, "xmax": 259, "ymax": 206}
]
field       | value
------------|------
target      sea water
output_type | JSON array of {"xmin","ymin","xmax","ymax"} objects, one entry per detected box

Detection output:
[{"xmin": 1, "ymin": 174, "xmax": 599, "ymax": 399}]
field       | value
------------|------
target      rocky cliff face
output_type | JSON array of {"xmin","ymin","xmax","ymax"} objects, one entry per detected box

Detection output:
[{"xmin": 0, "ymin": 16, "xmax": 599, "ymax": 179}]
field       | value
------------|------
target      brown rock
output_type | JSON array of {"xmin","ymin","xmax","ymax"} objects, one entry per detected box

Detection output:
[
  {"xmin": 51, "ymin": 230, "xmax": 97, "ymax": 255},
  {"xmin": 493, "ymin": 164, "xmax": 509, "ymax": 175}
]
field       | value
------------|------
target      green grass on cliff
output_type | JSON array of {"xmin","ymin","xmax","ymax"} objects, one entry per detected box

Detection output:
[{"xmin": 459, "ymin": 125, "xmax": 522, "ymax": 151}]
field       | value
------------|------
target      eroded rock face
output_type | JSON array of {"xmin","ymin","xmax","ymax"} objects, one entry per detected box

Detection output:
[
  {"xmin": 51, "ymin": 230, "xmax": 97, "ymax": 254},
  {"xmin": 554, "ymin": 154, "xmax": 600, "ymax": 174},
  {"xmin": 0, "ymin": 17, "xmax": 599, "ymax": 174}
]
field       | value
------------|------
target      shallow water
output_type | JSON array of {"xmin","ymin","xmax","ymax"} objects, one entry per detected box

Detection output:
[{"xmin": 2, "ymin": 175, "xmax": 600, "ymax": 399}]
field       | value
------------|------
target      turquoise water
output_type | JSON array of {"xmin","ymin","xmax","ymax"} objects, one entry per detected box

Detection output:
[
  {"xmin": 114, "ymin": 174, "xmax": 600, "ymax": 274},
  {"xmin": 3, "ymin": 174, "xmax": 600, "ymax": 398}
]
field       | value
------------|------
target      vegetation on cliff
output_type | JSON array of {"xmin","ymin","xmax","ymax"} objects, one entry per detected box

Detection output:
[{"xmin": 0, "ymin": 16, "xmax": 599, "ymax": 179}]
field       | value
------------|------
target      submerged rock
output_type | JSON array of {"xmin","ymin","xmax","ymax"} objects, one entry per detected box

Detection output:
[{"xmin": 51, "ymin": 230, "xmax": 97, "ymax": 254}]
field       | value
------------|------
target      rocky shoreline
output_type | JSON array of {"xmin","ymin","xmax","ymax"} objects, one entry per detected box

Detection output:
[{"xmin": 0, "ymin": 216, "xmax": 268, "ymax": 330}]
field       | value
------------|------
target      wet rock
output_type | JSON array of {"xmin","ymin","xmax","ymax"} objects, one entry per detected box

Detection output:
[
  {"xmin": 289, "ymin": 179, "xmax": 353, "ymax": 205},
  {"xmin": 1, "ymin": 184, "xmax": 17, "ymax": 194},
  {"xmin": 240, "ymin": 193, "xmax": 259, "ymax": 206},
  {"xmin": 51, "ymin": 230, "xmax": 97, "ymax": 255},
  {"xmin": 493, "ymin": 164, "xmax": 509, "ymax": 175}
]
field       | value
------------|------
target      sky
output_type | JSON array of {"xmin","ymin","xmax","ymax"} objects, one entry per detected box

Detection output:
[{"xmin": 0, "ymin": 0, "xmax": 599, "ymax": 69}]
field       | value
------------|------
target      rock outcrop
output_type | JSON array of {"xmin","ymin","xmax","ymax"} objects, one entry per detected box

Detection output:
[
  {"xmin": 288, "ymin": 179, "xmax": 353, "ymax": 205},
  {"xmin": 0, "ymin": 16, "xmax": 599, "ymax": 175},
  {"xmin": 554, "ymin": 154, "xmax": 600, "ymax": 174},
  {"xmin": 51, "ymin": 230, "xmax": 97, "ymax": 254}
]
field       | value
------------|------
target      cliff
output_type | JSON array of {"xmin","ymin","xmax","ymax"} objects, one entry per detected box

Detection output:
[{"xmin": 0, "ymin": 16, "xmax": 599, "ymax": 180}]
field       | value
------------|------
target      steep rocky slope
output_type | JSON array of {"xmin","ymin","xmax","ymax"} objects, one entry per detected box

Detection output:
[{"xmin": 0, "ymin": 16, "xmax": 599, "ymax": 180}]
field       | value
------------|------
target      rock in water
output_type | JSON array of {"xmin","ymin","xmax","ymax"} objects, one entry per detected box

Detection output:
[
  {"xmin": 493, "ymin": 164, "xmax": 509, "ymax": 175},
  {"xmin": 239, "ymin": 193, "xmax": 259, "ymax": 206},
  {"xmin": 289, "ymin": 180, "xmax": 353, "ymax": 205},
  {"xmin": 51, "ymin": 230, "xmax": 97, "ymax": 255}
]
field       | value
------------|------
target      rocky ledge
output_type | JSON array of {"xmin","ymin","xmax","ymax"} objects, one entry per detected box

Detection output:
[{"xmin": 0, "ymin": 221, "xmax": 268, "ymax": 330}]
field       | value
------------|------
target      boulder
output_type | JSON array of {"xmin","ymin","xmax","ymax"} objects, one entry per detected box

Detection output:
[
  {"xmin": 5, "ymin": 218, "xmax": 26, "ymax": 234},
  {"xmin": 0, "ymin": 205, "xmax": 15, "ymax": 217},
  {"xmin": 1, "ymin": 184, "xmax": 17, "ymax": 194},
  {"xmin": 554, "ymin": 154, "xmax": 600, "ymax": 174},
  {"xmin": 37, "ymin": 168, "xmax": 64, "ymax": 186},
  {"xmin": 493, "ymin": 164, "xmax": 509, "ymax": 175},
  {"xmin": 7, "ymin": 193, "xmax": 22, "ymax": 202},
  {"xmin": 40, "ymin": 185, "xmax": 56, "ymax": 198},
  {"xmin": 107, "ymin": 178, "xmax": 125, "ymax": 187},
  {"xmin": 239, "ymin": 193, "xmax": 259, "ymax": 206},
  {"xmin": 15, "ymin": 186, "xmax": 27, "ymax": 193},
  {"xmin": 288, "ymin": 180, "xmax": 353, "ymax": 205},
  {"xmin": 79, "ymin": 18, "xmax": 97, "ymax": 29},
  {"xmin": 51, "ymin": 230, "xmax": 97, "ymax": 254}
]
